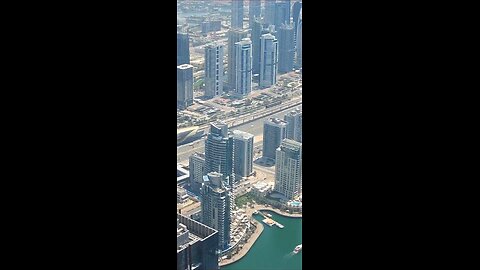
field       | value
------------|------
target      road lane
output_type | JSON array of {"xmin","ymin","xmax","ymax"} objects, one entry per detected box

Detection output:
[{"xmin": 177, "ymin": 103, "xmax": 302, "ymax": 163}]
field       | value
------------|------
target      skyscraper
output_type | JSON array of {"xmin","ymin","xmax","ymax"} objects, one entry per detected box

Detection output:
[
  {"xmin": 177, "ymin": 213, "xmax": 219, "ymax": 270},
  {"xmin": 292, "ymin": 1, "xmax": 302, "ymax": 45},
  {"xmin": 277, "ymin": 24, "xmax": 295, "ymax": 73},
  {"xmin": 284, "ymin": 108, "xmax": 302, "ymax": 142},
  {"xmin": 233, "ymin": 130, "xmax": 254, "ymax": 178},
  {"xmin": 204, "ymin": 43, "xmax": 224, "ymax": 98},
  {"xmin": 260, "ymin": 33, "xmax": 278, "ymax": 88},
  {"xmin": 263, "ymin": 118, "xmax": 287, "ymax": 160},
  {"xmin": 251, "ymin": 19, "xmax": 270, "ymax": 75},
  {"xmin": 281, "ymin": 0, "xmax": 291, "ymax": 21},
  {"xmin": 177, "ymin": 64, "xmax": 194, "ymax": 110},
  {"xmin": 234, "ymin": 38, "xmax": 253, "ymax": 97},
  {"xmin": 274, "ymin": 139, "xmax": 302, "ymax": 200},
  {"xmin": 249, "ymin": 0, "xmax": 261, "ymax": 27},
  {"xmin": 189, "ymin": 152, "xmax": 205, "ymax": 194},
  {"xmin": 231, "ymin": 0, "xmax": 244, "ymax": 29},
  {"xmin": 204, "ymin": 122, "xmax": 235, "ymax": 187},
  {"xmin": 296, "ymin": 8, "xmax": 302, "ymax": 67},
  {"xmin": 201, "ymin": 172, "xmax": 232, "ymax": 251},
  {"xmin": 227, "ymin": 29, "xmax": 248, "ymax": 91},
  {"xmin": 274, "ymin": 1, "xmax": 290, "ymax": 28},
  {"xmin": 264, "ymin": 0, "xmax": 276, "ymax": 26},
  {"xmin": 177, "ymin": 32, "xmax": 190, "ymax": 66}
]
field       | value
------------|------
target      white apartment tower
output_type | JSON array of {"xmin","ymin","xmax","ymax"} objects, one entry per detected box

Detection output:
[
  {"xmin": 204, "ymin": 43, "xmax": 224, "ymax": 98},
  {"xmin": 274, "ymin": 139, "xmax": 302, "ymax": 200}
]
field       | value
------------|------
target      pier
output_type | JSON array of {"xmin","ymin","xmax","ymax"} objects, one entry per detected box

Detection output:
[{"xmin": 257, "ymin": 211, "xmax": 284, "ymax": 229}]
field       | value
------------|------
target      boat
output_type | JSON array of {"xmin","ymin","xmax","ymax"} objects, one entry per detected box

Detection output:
[
  {"xmin": 293, "ymin": 244, "xmax": 302, "ymax": 254},
  {"xmin": 265, "ymin": 213, "xmax": 272, "ymax": 218},
  {"xmin": 276, "ymin": 223, "xmax": 284, "ymax": 229},
  {"xmin": 253, "ymin": 210, "xmax": 259, "ymax": 214}
]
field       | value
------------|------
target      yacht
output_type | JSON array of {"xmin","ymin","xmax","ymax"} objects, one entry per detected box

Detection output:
[{"xmin": 293, "ymin": 244, "xmax": 302, "ymax": 254}]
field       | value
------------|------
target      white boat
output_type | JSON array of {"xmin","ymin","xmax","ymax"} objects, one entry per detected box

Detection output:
[
  {"xmin": 293, "ymin": 244, "xmax": 302, "ymax": 254},
  {"xmin": 253, "ymin": 210, "xmax": 259, "ymax": 214},
  {"xmin": 265, "ymin": 213, "xmax": 272, "ymax": 217}
]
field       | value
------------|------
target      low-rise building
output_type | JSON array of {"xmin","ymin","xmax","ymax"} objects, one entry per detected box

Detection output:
[
  {"xmin": 252, "ymin": 181, "xmax": 273, "ymax": 197},
  {"xmin": 177, "ymin": 163, "xmax": 190, "ymax": 187},
  {"xmin": 177, "ymin": 186, "xmax": 189, "ymax": 204}
]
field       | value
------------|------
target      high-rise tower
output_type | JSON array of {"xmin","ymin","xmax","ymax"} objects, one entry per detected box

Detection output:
[
  {"xmin": 177, "ymin": 32, "xmax": 190, "ymax": 66},
  {"xmin": 263, "ymin": 118, "xmax": 288, "ymax": 160},
  {"xmin": 274, "ymin": 139, "xmax": 302, "ymax": 200},
  {"xmin": 204, "ymin": 43, "xmax": 224, "ymax": 98},
  {"xmin": 177, "ymin": 64, "xmax": 194, "ymax": 110},
  {"xmin": 231, "ymin": 0, "xmax": 244, "ymax": 29},
  {"xmin": 260, "ymin": 33, "xmax": 278, "ymax": 88},
  {"xmin": 234, "ymin": 38, "xmax": 253, "ymax": 97}
]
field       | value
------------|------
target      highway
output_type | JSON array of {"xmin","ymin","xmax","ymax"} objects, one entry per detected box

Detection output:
[{"xmin": 177, "ymin": 102, "xmax": 302, "ymax": 163}]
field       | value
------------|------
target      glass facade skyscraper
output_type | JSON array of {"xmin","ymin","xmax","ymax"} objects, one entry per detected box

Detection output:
[
  {"xmin": 227, "ymin": 29, "xmax": 248, "ymax": 91},
  {"xmin": 284, "ymin": 108, "xmax": 302, "ymax": 142},
  {"xmin": 264, "ymin": 0, "xmax": 276, "ymax": 26},
  {"xmin": 177, "ymin": 32, "xmax": 190, "ymax": 66},
  {"xmin": 234, "ymin": 38, "xmax": 253, "ymax": 97},
  {"xmin": 233, "ymin": 130, "xmax": 254, "ymax": 178},
  {"xmin": 249, "ymin": 0, "xmax": 261, "ymax": 27},
  {"xmin": 251, "ymin": 19, "xmax": 270, "ymax": 75},
  {"xmin": 274, "ymin": 1, "xmax": 290, "ymax": 28},
  {"xmin": 292, "ymin": 1, "xmax": 302, "ymax": 45},
  {"xmin": 277, "ymin": 24, "xmax": 295, "ymax": 73},
  {"xmin": 296, "ymin": 8, "xmax": 302, "ymax": 67},
  {"xmin": 177, "ymin": 64, "xmax": 194, "ymax": 110},
  {"xmin": 204, "ymin": 122, "xmax": 235, "ymax": 187},
  {"xmin": 201, "ymin": 172, "xmax": 232, "ymax": 251},
  {"xmin": 231, "ymin": 0, "xmax": 244, "ymax": 29},
  {"xmin": 260, "ymin": 33, "xmax": 279, "ymax": 88},
  {"xmin": 263, "ymin": 118, "xmax": 288, "ymax": 160}
]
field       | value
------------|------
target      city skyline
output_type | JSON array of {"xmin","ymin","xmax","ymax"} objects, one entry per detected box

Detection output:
[{"xmin": 178, "ymin": 1, "xmax": 302, "ymax": 269}]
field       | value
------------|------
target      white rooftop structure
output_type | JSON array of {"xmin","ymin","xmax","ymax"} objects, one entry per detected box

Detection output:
[{"xmin": 177, "ymin": 163, "xmax": 190, "ymax": 185}]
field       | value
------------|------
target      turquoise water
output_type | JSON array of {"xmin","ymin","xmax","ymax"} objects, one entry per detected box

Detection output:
[{"xmin": 222, "ymin": 211, "xmax": 302, "ymax": 270}]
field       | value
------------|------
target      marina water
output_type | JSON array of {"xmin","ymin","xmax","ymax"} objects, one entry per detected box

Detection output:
[{"xmin": 222, "ymin": 211, "xmax": 302, "ymax": 270}]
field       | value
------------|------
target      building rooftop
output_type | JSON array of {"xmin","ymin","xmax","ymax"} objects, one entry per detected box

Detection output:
[
  {"xmin": 177, "ymin": 186, "xmax": 188, "ymax": 194},
  {"xmin": 191, "ymin": 152, "xmax": 205, "ymax": 159},
  {"xmin": 232, "ymin": 130, "xmax": 254, "ymax": 140},
  {"xmin": 177, "ymin": 164, "xmax": 190, "ymax": 184},
  {"xmin": 261, "ymin": 33, "xmax": 276, "ymax": 40},
  {"xmin": 266, "ymin": 117, "xmax": 288, "ymax": 126},
  {"xmin": 177, "ymin": 213, "xmax": 218, "ymax": 253}
]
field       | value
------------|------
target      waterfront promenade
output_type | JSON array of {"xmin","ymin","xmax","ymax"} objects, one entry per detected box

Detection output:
[
  {"xmin": 219, "ymin": 219, "xmax": 264, "ymax": 266},
  {"xmin": 219, "ymin": 203, "xmax": 302, "ymax": 266}
]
